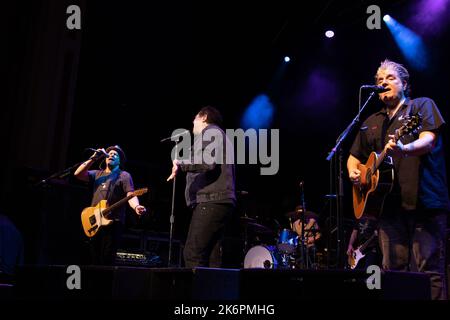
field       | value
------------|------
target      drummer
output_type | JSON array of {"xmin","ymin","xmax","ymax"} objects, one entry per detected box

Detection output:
[{"xmin": 290, "ymin": 206, "xmax": 321, "ymax": 247}]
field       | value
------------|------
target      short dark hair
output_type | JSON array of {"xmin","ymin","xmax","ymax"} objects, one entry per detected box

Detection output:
[
  {"xmin": 106, "ymin": 145, "xmax": 127, "ymax": 167},
  {"xmin": 198, "ymin": 106, "xmax": 223, "ymax": 127}
]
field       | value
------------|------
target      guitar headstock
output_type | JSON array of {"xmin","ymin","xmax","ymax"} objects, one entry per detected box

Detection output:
[
  {"xmin": 397, "ymin": 113, "xmax": 422, "ymax": 138},
  {"xmin": 133, "ymin": 188, "xmax": 148, "ymax": 197}
]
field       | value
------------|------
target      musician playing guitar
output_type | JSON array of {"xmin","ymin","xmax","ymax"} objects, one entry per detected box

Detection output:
[
  {"xmin": 346, "ymin": 216, "xmax": 380, "ymax": 270},
  {"xmin": 347, "ymin": 59, "xmax": 449, "ymax": 300},
  {"xmin": 74, "ymin": 145, "xmax": 146, "ymax": 265}
]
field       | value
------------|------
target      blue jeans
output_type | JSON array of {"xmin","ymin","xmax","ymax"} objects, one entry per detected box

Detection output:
[
  {"xmin": 378, "ymin": 209, "xmax": 447, "ymax": 300},
  {"xmin": 183, "ymin": 203, "xmax": 234, "ymax": 268}
]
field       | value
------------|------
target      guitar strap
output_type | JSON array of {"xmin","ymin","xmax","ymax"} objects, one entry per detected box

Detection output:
[
  {"xmin": 104, "ymin": 170, "xmax": 121, "ymax": 219},
  {"xmin": 399, "ymin": 101, "xmax": 414, "ymax": 142},
  {"xmin": 403, "ymin": 100, "xmax": 413, "ymax": 119},
  {"xmin": 106, "ymin": 170, "xmax": 121, "ymax": 202}
]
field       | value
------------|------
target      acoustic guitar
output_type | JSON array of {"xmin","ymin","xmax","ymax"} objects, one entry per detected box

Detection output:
[{"xmin": 352, "ymin": 114, "xmax": 421, "ymax": 219}]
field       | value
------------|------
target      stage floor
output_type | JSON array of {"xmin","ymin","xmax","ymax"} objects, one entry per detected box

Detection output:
[{"xmin": 1, "ymin": 265, "xmax": 432, "ymax": 300}]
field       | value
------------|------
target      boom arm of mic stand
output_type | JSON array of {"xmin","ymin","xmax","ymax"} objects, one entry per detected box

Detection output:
[
  {"xmin": 326, "ymin": 91, "xmax": 376, "ymax": 161},
  {"xmin": 35, "ymin": 160, "xmax": 85, "ymax": 187}
]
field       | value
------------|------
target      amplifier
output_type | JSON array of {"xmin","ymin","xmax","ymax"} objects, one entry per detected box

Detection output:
[{"xmin": 115, "ymin": 250, "xmax": 162, "ymax": 267}]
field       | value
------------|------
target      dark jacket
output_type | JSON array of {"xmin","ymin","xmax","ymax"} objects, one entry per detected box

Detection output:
[{"xmin": 180, "ymin": 124, "xmax": 236, "ymax": 207}]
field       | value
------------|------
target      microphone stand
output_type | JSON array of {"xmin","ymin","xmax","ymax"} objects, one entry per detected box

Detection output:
[
  {"xmin": 35, "ymin": 161, "xmax": 85, "ymax": 187},
  {"xmin": 161, "ymin": 130, "xmax": 189, "ymax": 267},
  {"xmin": 167, "ymin": 136, "xmax": 182, "ymax": 268},
  {"xmin": 299, "ymin": 182, "xmax": 308, "ymax": 269},
  {"xmin": 36, "ymin": 149, "xmax": 108, "ymax": 188},
  {"xmin": 326, "ymin": 90, "xmax": 377, "ymax": 269}
]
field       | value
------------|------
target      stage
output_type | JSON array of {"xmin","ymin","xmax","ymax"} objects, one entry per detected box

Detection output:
[{"xmin": 1, "ymin": 265, "xmax": 431, "ymax": 300}]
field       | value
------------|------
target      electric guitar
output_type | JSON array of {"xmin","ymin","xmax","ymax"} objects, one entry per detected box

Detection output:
[
  {"xmin": 348, "ymin": 231, "xmax": 378, "ymax": 270},
  {"xmin": 81, "ymin": 188, "xmax": 148, "ymax": 238},
  {"xmin": 352, "ymin": 114, "xmax": 422, "ymax": 219}
]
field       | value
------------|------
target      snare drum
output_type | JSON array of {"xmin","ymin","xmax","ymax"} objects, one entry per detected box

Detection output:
[{"xmin": 243, "ymin": 245, "xmax": 279, "ymax": 269}]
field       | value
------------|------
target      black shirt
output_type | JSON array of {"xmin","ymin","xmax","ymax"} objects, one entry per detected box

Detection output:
[
  {"xmin": 353, "ymin": 216, "xmax": 378, "ymax": 248},
  {"xmin": 180, "ymin": 124, "xmax": 236, "ymax": 208},
  {"xmin": 350, "ymin": 97, "xmax": 449, "ymax": 211},
  {"xmin": 88, "ymin": 169, "xmax": 135, "ymax": 223}
]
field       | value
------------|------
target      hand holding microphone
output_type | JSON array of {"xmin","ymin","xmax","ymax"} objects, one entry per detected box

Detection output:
[{"xmin": 86, "ymin": 147, "xmax": 108, "ymax": 160}]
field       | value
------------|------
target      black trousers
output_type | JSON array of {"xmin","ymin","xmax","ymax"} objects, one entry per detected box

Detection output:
[
  {"xmin": 379, "ymin": 209, "xmax": 447, "ymax": 300},
  {"xmin": 87, "ymin": 222, "xmax": 123, "ymax": 266},
  {"xmin": 183, "ymin": 202, "xmax": 234, "ymax": 268}
]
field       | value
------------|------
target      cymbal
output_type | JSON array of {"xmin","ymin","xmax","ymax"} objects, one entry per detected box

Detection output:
[
  {"xmin": 240, "ymin": 216, "xmax": 257, "ymax": 224},
  {"xmin": 285, "ymin": 210, "xmax": 317, "ymax": 221},
  {"xmin": 243, "ymin": 222, "xmax": 274, "ymax": 235}
]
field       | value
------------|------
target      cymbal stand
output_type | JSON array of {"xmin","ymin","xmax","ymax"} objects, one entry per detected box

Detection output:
[{"xmin": 298, "ymin": 181, "xmax": 309, "ymax": 269}]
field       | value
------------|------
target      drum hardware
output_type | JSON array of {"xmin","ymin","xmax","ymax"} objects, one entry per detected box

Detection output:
[
  {"xmin": 243, "ymin": 181, "xmax": 325, "ymax": 270},
  {"xmin": 240, "ymin": 216, "xmax": 275, "ymax": 254}
]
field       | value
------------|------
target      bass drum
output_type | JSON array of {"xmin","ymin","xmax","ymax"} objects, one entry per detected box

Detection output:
[{"xmin": 243, "ymin": 245, "xmax": 279, "ymax": 269}]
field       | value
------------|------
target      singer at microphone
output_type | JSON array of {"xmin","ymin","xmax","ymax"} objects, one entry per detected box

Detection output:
[
  {"xmin": 166, "ymin": 106, "xmax": 236, "ymax": 269},
  {"xmin": 74, "ymin": 144, "xmax": 147, "ymax": 266},
  {"xmin": 348, "ymin": 60, "xmax": 449, "ymax": 299},
  {"xmin": 360, "ymin": 85, "xmax": 391, "ymax": 93}
]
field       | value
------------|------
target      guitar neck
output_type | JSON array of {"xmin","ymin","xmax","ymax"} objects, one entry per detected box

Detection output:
[
  {"xmin": 375, "ymin": 149, "xmax": 388, "ymax": 170},
  {"xmin": 375, "ymin": 130, "xmax": 400, "ymax": 170},
  {"xmin": 102, "ymin": 194, "xmax": 134, "ymax": 216},
  {"xmin": 359, "ymin": 232, "xmax": 377, "ymax": 252}
]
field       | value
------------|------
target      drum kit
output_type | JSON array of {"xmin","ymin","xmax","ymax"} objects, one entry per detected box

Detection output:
[{"xmin": 241, "ymin": 207, "xmax": 324, "ymax": 270}]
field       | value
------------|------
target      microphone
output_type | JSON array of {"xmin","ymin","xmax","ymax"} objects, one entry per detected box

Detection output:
[
  {"xmin": 360, "ymin": 85, "xmax": 390, "ymax": 93},
  {"xmin": 160, "ymin": 130, "xmax": 190, "ymax": 143},
  {"xmin": 86, "ymin": 148, "xmax": 108, "ymax": 157}
]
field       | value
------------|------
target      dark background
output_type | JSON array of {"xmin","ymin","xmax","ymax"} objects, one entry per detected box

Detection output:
[{"xmin": 2, "ymin": 0, "xmax": 449, "ymax": 267}]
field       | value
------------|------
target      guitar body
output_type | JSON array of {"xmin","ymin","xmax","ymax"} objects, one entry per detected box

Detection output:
[
  {"xmin": 80, "ymin": 187, "xmax": 148, "ymax": 238},
  {"xmin": 81, "ymin": 200, "xmax": 113, "ymax": 238},
  {"xmin": 348, "ymin": 248, "xmax": 365, "ymax": 270},
  {"xmin": 353, "ymin": 152, "xmax": 394, "ymax": 219}
]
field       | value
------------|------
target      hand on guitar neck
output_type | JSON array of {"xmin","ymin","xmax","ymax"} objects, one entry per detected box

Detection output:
[{"xmin": 384, "ymin": 134, "xmax": 406, "ymax": 159}]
